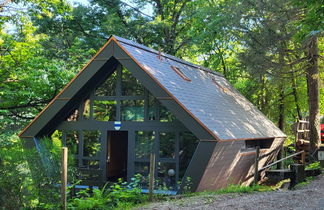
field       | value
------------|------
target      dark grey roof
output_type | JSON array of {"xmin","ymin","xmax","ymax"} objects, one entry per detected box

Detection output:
[{"xmin": 115, "ymin": 36, "xmax": 286, "ymax": 140}]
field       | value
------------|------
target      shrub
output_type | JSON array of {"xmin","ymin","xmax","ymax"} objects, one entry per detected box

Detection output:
[{"xmin": 69, "ymin": 175, "xmax": 148, "ymax": 210}]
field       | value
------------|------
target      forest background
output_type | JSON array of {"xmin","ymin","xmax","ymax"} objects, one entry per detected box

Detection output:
[{"xmin": 0, "ymin": 0, "xmax": 323, "ymax": 208}]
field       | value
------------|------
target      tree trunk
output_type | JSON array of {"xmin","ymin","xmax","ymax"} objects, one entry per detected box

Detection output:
[
  {"xmin": 306, "ymin": 35, "xmax": 320, "ymax": 157},
  {"xmin": 290, "ymin": 72, "xmax": 302, "ymax": 120},
  {"xmin": 277, "ymin": 85, "xmax": 285, "ymax": 169}
]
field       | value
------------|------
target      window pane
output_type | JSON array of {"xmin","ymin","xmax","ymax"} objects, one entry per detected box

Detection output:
[
  {"xmin": 66, "ymin": 130, "xmax": 79, "ymax": 155},
  {"xmin": 157, "ymin": 162, "xmax": 176, "ymax": 189},
  {"xmin": 179, "ymin": 131, "xmax": 198, "ymax": 179},
  {"xmin": 95, "ymin": 71, "xmax": 117, "ymax": 96},
  {"xmin": 159, "ymin": 104, "xmax": 175, "ymax": 122},
  {"xmin": 121, "ymin": 100, "xmax": 144, "ymax": 121},
  {"xmin": 135, "ymin": 131, "xmax": 155, "ymax": 159},
  {"xmin": 83, "ymin": 130, "xmax": 101, "ymax": 157},
  {"xmin": 159, "ymin": 132, "xmax": 176, "ymax": 159},
  {"xmin": 83, "ymin": 99, "xmax": 90, "ymax": 120},
  {"xmin": 93, "ymin": 100, "xmax": 116, "ymax": 121},
  {"xmin": 121, "ymin": 67, "xmax": 144, "ymax": 96}
]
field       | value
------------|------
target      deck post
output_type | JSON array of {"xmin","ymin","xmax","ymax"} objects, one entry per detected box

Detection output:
[
  {"xmin": 254, "ymin": 146, "xmax": 260, "ymax": 185},
  {"xmin": 61, "ymin": 147, "xmax": 68, "ymax": 210},
  {"xmin": 148, "ymin": 153, "xmax": 155, "ymax": 201}
]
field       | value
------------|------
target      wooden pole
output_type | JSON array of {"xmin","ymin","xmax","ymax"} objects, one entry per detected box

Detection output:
[
  {"xmin": 253, "ymin": 146, "xmax": 260, "ymax": 185},
  {"xmin": 61, "ymin": 147, "xmax": 68, "ymax": 210},
  {"xmin": 301, "ymin": 151, "xmax": 305, "ymax": 165},
  {"xmin": 148, "ymin": 153, "xmax": 155, "ymax": 201}
]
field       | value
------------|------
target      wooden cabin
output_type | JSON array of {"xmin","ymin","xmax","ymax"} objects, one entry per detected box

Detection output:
[{"xmin": 19, "ymin": 35, "xmax": 286, "ymax": 193}]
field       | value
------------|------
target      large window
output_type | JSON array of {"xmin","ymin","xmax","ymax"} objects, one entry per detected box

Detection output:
[
  {"xmin": 65, "ymin": 65, "xmax": 178, "ymax": 123},
  {"xmin": 133, "ymin": 130, "xmax": 198, "ymax": 190},
  {"xmin": 59, "ymin": 64, "xmax": 199, "ymax": 189},
  {"xmin": 58, "ymin": 130, "xmax": 102, "ymax": 171}
]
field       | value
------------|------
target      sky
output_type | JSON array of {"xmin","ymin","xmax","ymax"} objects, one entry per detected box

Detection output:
[
  {"xmin": 68, "ymin": 0, "xmax": 90, "ymax": 6},
  {"xmin": 68, "ymin": 0, "xmax": 153, "ymax": 16}
]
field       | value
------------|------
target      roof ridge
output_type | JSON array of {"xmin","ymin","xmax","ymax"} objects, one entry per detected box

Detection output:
[{"xmin": 113, "ymin": 35, "xmax": 224, "ymax": 77}]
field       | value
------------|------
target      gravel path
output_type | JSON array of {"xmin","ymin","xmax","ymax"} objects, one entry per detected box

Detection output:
[{"xmin": 137, "ymin": 174, "xmax": 324, "ymax": 210}]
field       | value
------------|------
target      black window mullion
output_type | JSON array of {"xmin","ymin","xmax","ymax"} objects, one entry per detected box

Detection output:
[
  {"xmin": 175, "ymin": 131, "xmax": 180, "ymax": 184},
  {"xmin": 78, "ymin": 130, "xmax": 83, "ymax": 167},
  {"xmin": 89, "ymin": 92, "xmax": 94, "ymax": 120},
  {"xmin": 154, "ymin": 131, "xmax": 159, "ymax": 178},
  {"xmin": 116, "ymin": 65, "xmax": 122, "ymax": 121},
  {"xmin": 144, "ymin": 89, "xmax": 148, "ymax": 121}
]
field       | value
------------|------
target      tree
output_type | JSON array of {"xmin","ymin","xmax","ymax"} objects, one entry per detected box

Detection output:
[{"xmin": 293, "ymin": 0, "xmax": 323, "ymax": 155}]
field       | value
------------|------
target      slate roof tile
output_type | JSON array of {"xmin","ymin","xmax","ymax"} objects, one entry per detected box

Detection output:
[{"xmin": 115, "ymin": 36, "xmax": 286, "ymax": 140}]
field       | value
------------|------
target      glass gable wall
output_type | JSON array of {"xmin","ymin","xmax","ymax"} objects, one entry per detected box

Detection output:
[{"xmin": 56, "ymin": 65, "xmax": 199, "ymax": 190}]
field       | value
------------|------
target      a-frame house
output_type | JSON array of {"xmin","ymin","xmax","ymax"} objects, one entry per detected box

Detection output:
[{"xmin": 19, "ymin": 35, "xmax": 286, "ymax": 193}]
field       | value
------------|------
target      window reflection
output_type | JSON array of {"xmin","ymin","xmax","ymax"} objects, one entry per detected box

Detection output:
[
  {"xmin": 135, "ymin": 131, "xmax": 155, "ymax": 159},
  {"xmin": 157, "ymin": 162, "xmax": 177, "ymax": 190},
  {"xmin": 95, "ymin": 71, "xmax": 117, "ymax": 96},
  {"xmin": 121, "ymin": 100, "xmax": 144, "ymax": 121},
  {"xmin": 179, "ymin": 131, "xmax": 198, "ymax": 179},
  {"xmin": 160, "ymin": 104, "xmax": 175, "ymax": 122},
  {"xmin": 159, "ymin": 132, "xmax": 176, "ymax": 159},
  {"xmin": 121, "ymin": 67, "xmax": 144, "ymax": 96},
  {"xmin": 83, "ymin": 99, "xmax": 90, "ymax": 120},
  {"xmin": 83, "ymin": 130, "xmax": 101, "ymax": 157},
  {"xmin": 93, "ymin": 100, "xmax": 116, "ymax": 121}
]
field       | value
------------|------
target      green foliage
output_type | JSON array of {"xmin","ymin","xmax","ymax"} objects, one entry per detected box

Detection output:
[
  {"xmin": 305, "ymin": 161, "xmax": 322, "ymax": 170},
  {"xmin": 192, "ymin": 184, "xmax": 271, "ymax": 198},
  {"xmin": 293, "ymin": 176, "xmax": 316, "ymax": 189},
  {"xmin": 0, "ymin": 0, "xmax": 322, "ymax": 208},
  {"xmin": 181, "ymin": 176, "xmax": 193, "ymax": 194},
  {"xmin": 69, "ymin": 175, "xmax": 148, "ymax": 210},
  {"xmin": 0, "ymin": 134, "xmax": 60, "ymax": 209}
]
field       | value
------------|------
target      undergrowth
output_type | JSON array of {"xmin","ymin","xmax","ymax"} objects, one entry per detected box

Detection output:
[
  {"xmin": 293, "ymin": 176, "xmax": 316, "ymax": 189},
  {"xmin": 306, "ymin": 161, "xmax": 322, "ymax": 170},
  {"xmin": 68, "ymin": 176, "xmax": 149, "ymax": 210}
]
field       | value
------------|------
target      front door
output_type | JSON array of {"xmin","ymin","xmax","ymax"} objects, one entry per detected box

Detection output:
[{"xmin": 107, "ymin": 131, "xmax": 128, "ymax": 181}]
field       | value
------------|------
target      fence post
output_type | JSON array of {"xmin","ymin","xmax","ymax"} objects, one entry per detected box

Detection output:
[
  {"xmin": 148, "ymin": 153, "xmax": 155, "ymax": 201},
  {"xmin": 61, "ymin": 147, "xmax": 68, "ymax": 210},
  {"xmin": 254, "ymin": 146, "xmax": 260, "ymax": 185},
  {"xmin": 301, "ymin": 151, "xmax": 305, "ymax": 165}
]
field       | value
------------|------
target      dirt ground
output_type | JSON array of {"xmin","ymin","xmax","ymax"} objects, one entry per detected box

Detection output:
[{"xmin": 137, "ymin": 174, "xmax": 324, "ymax": 210}]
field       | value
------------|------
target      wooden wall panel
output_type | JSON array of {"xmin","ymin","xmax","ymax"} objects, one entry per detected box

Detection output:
[{"xmin": 196, "ymin": 137, "xmax": 285, "ymax": 191}]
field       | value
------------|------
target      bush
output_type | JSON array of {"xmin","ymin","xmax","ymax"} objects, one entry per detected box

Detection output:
[
  {"xmin": 69, "ymin": 175, "xmax": 148, "ymax": 210},
  {"xmin": 0, "ymin": 134, "xmax": 60, "ymax": 209},
  {"xmin": 0, "ymin": 133, "xmax": 79, "ymax": 209}
]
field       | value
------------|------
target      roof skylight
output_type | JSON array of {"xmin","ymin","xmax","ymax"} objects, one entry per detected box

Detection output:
[{"xmin": 170, "ymin": 65, "xmax": 191, "ymax": 82}]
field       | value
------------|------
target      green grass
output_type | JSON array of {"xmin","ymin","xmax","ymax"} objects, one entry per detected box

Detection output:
[
  {"xmin": 293, "ymin": 176, "xmax": 316, "ymax": 189},
  {"xmin": 183, "ymin": 184, "xmax": 272, "ymax": 198}
]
